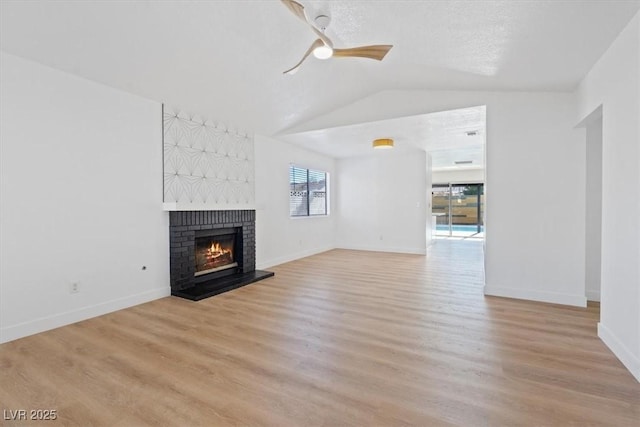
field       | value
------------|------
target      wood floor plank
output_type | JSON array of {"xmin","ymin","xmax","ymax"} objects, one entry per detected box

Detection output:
[{"xmin": 1, "ymin": 240, "xmax": 638, "ymax": 426}]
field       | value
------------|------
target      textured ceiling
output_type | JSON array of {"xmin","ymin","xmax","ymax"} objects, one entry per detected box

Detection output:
[
  {"xmin": 1, "ymin": 0, "xmax": 638, "ymax": 155},
  {"xmin": 280, "ymin": 106, "xmax": 486, "ymax": 170}
]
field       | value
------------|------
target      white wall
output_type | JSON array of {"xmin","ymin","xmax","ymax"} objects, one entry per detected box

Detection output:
[
  {"xmin": 585, "ymin": 111, "xmax": 603, "ymax": 302},
  {"xmin": 484, "ymin": 93, "xmax": 586, "ymax": 307},
  {"xmin": 432, "ymin": 168, "xmax": 484, "ymax": 184},
  {"xmin": 286, "ymin": 89, "xmax": 586, "ymax": 308},
  {"xmin": 0, "ymin": 53, "xmax": 169, "ymax": 343},
  {"xmin": 254, "ymin": 135, "xmax": 336, "ymax": 269},
  {"xmin": 336, "ymin": 150, "xmax": 429, "ymax": 254},
  {"xmin": 575, "ymin": 12, "xmax": 640, "ymax": 381}
]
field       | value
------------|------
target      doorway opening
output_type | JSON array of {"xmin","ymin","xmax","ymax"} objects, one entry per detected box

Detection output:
[{"xmin": 424, "ymin": 105, "xmax": 486, "ymax": 243}]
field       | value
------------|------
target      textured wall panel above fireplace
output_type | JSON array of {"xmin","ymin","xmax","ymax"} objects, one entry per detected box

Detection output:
[{"xmin": 163, "ymin": 106, "xmax": 255, "ymax": 208}]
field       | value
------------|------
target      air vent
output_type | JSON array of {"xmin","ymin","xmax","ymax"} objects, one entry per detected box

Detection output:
[
  {"xmin": 454, "ymin": 160, "xmax": 473, "ymax": 165},
  {"xmin": 466, "ymin": 131, "xmax": 478, "ymax": 136}
]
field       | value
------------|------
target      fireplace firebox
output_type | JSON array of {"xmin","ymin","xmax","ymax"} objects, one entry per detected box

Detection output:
[
  {"xmin": 194, "ymin": 228, "xmax": 240, "ymax": 278},
  {"xmin": 169, "ymin": 210, "xmax": 273, "ymax": 301}
]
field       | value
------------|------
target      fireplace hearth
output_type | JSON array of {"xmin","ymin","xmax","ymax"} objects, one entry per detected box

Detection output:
[{"xmin": 169, "ymin": 210, "xmax": 273, "ymax": 301}]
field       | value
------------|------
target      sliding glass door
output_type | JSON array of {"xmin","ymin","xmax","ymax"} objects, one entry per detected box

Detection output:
[{"xmin": 432, "ymin": 183, "xmax": 484, "ymax": 237}]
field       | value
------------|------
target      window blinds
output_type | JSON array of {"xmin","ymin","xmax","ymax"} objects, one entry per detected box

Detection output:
[{"xmin": 289, "ymin": 166, "xmax": 327, "ymax": 216}]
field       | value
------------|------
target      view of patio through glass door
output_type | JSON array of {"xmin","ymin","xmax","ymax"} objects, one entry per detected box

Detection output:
[{"xmin": 432, "ymin": 183, "xmax": 484, "ymax": 238}]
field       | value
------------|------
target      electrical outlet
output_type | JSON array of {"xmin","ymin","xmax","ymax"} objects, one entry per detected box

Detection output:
[{"xmin": 70, "ymin": 282, "xmax": 79, "ymax": 294}]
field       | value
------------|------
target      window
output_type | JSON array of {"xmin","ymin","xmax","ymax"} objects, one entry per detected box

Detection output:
[{"xmin": 289, "ymin": 165, "xmax": 328, "ymax": 217}]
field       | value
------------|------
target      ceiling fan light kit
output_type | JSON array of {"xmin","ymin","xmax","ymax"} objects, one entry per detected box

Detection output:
[
  {"xmin": 281, "ymin": 0, "xmax": 393, "ymax": 74},
  {"xmin": 373, "ymin": 138, "xmax": 394, "ymax": 149},
  {"xmin": 313, "ymin": 44, "xmax": 333, "ymax": 59}
]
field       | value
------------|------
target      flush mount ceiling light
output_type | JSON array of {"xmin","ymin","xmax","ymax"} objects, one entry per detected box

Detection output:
[{"xmin": 373, "ymin": 138, "xmax": 394, "ymax": 149}]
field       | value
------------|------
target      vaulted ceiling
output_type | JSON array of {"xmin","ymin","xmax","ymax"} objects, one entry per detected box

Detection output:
[{"xmin": 1, "ymin": 1, "xmax": 638, "ymax": 149}]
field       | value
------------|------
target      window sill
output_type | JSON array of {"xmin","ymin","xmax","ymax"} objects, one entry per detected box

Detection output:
[{"xmin": 290, "ymin": 215, "xmax": 330, "ymax": 219}]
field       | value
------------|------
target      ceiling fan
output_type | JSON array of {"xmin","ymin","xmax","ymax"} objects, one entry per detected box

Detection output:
[{"xmin": 280, "ymin": 0, "xmax": 393, "ymax": 74}]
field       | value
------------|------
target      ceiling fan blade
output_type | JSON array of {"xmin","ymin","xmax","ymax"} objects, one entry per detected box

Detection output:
[
  {"xmin": 280, "ymin": 0, "xmax": 333, "ymax": 48},
  {"xmin": 280, "ymin": 0, "xmax": 307, "ymax": 22},
  {"xmin": 283, "ymin": 38, "xmax": 324, "ymax": 75},
  {"xmin": 333, "ymin": 45, "xmax": 393, "ymax": 61}
]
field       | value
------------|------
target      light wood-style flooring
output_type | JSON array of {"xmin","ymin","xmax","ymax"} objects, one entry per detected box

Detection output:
[{"xmin": 1, "ymin": 240, "xmax": 638, "ymax": 426}]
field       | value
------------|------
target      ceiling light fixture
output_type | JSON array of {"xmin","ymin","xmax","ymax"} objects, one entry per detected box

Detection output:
[
  {"xmin": 280, "ymin": 4, "xmax": 393, "ymax": 74},
  {"xmin": 313, "ymin": 44, "xmax": 334, "ymax": 59},
  {"xmin": 373, "ymin": 138, "xmax": 394, "ymax": 149},
  {"xmin": 312, "ymin": 15, "xmax": 333, "ymax": 59}
]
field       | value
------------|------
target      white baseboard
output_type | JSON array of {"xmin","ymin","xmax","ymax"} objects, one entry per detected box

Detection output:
[
  {"xmin": 336, "ymin": 244, "xmax": 427, "ymax": 256},
  {"xmin": 598, "ymin": 322, "xmax": 640, "ymax": 382},
  {"xmin": 484, "ymin": 284, "xmax": 587, "ymax": 307},
  {"xmin": 256, "ymin": 246, "xmax": 335, "ymax": 270},
  {"xmin": 586, "ymin": 289, "xmax": 601, "ymax": 302},
  {"xmin": 0, "ymin": 287, "xmax": 170, "ymax": 344}
]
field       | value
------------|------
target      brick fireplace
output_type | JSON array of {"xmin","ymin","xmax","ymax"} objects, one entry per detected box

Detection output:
[{"xmin": 168, "ymin": 210, "xmax": 273, "ymax": 300}]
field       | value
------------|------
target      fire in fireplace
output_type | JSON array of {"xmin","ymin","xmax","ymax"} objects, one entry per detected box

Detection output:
[{"xmin": 195, "ymin": 234, "xmax": 238, "ymax": 276}]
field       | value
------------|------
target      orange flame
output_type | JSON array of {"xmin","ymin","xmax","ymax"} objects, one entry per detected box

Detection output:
[{"xmin": 208, "ymin": 242, "xmax": 231, "ymax": 257}]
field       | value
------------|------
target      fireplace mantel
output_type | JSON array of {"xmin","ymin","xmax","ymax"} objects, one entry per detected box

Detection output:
[{"xmin": 163, "ymin": 202, "xmax": 256, "ymax": 212}]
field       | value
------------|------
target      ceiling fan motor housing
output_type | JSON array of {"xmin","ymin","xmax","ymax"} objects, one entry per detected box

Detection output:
[{"xmin": 315, "ymin": 15, "xmax": 330, "ymax": 30}]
